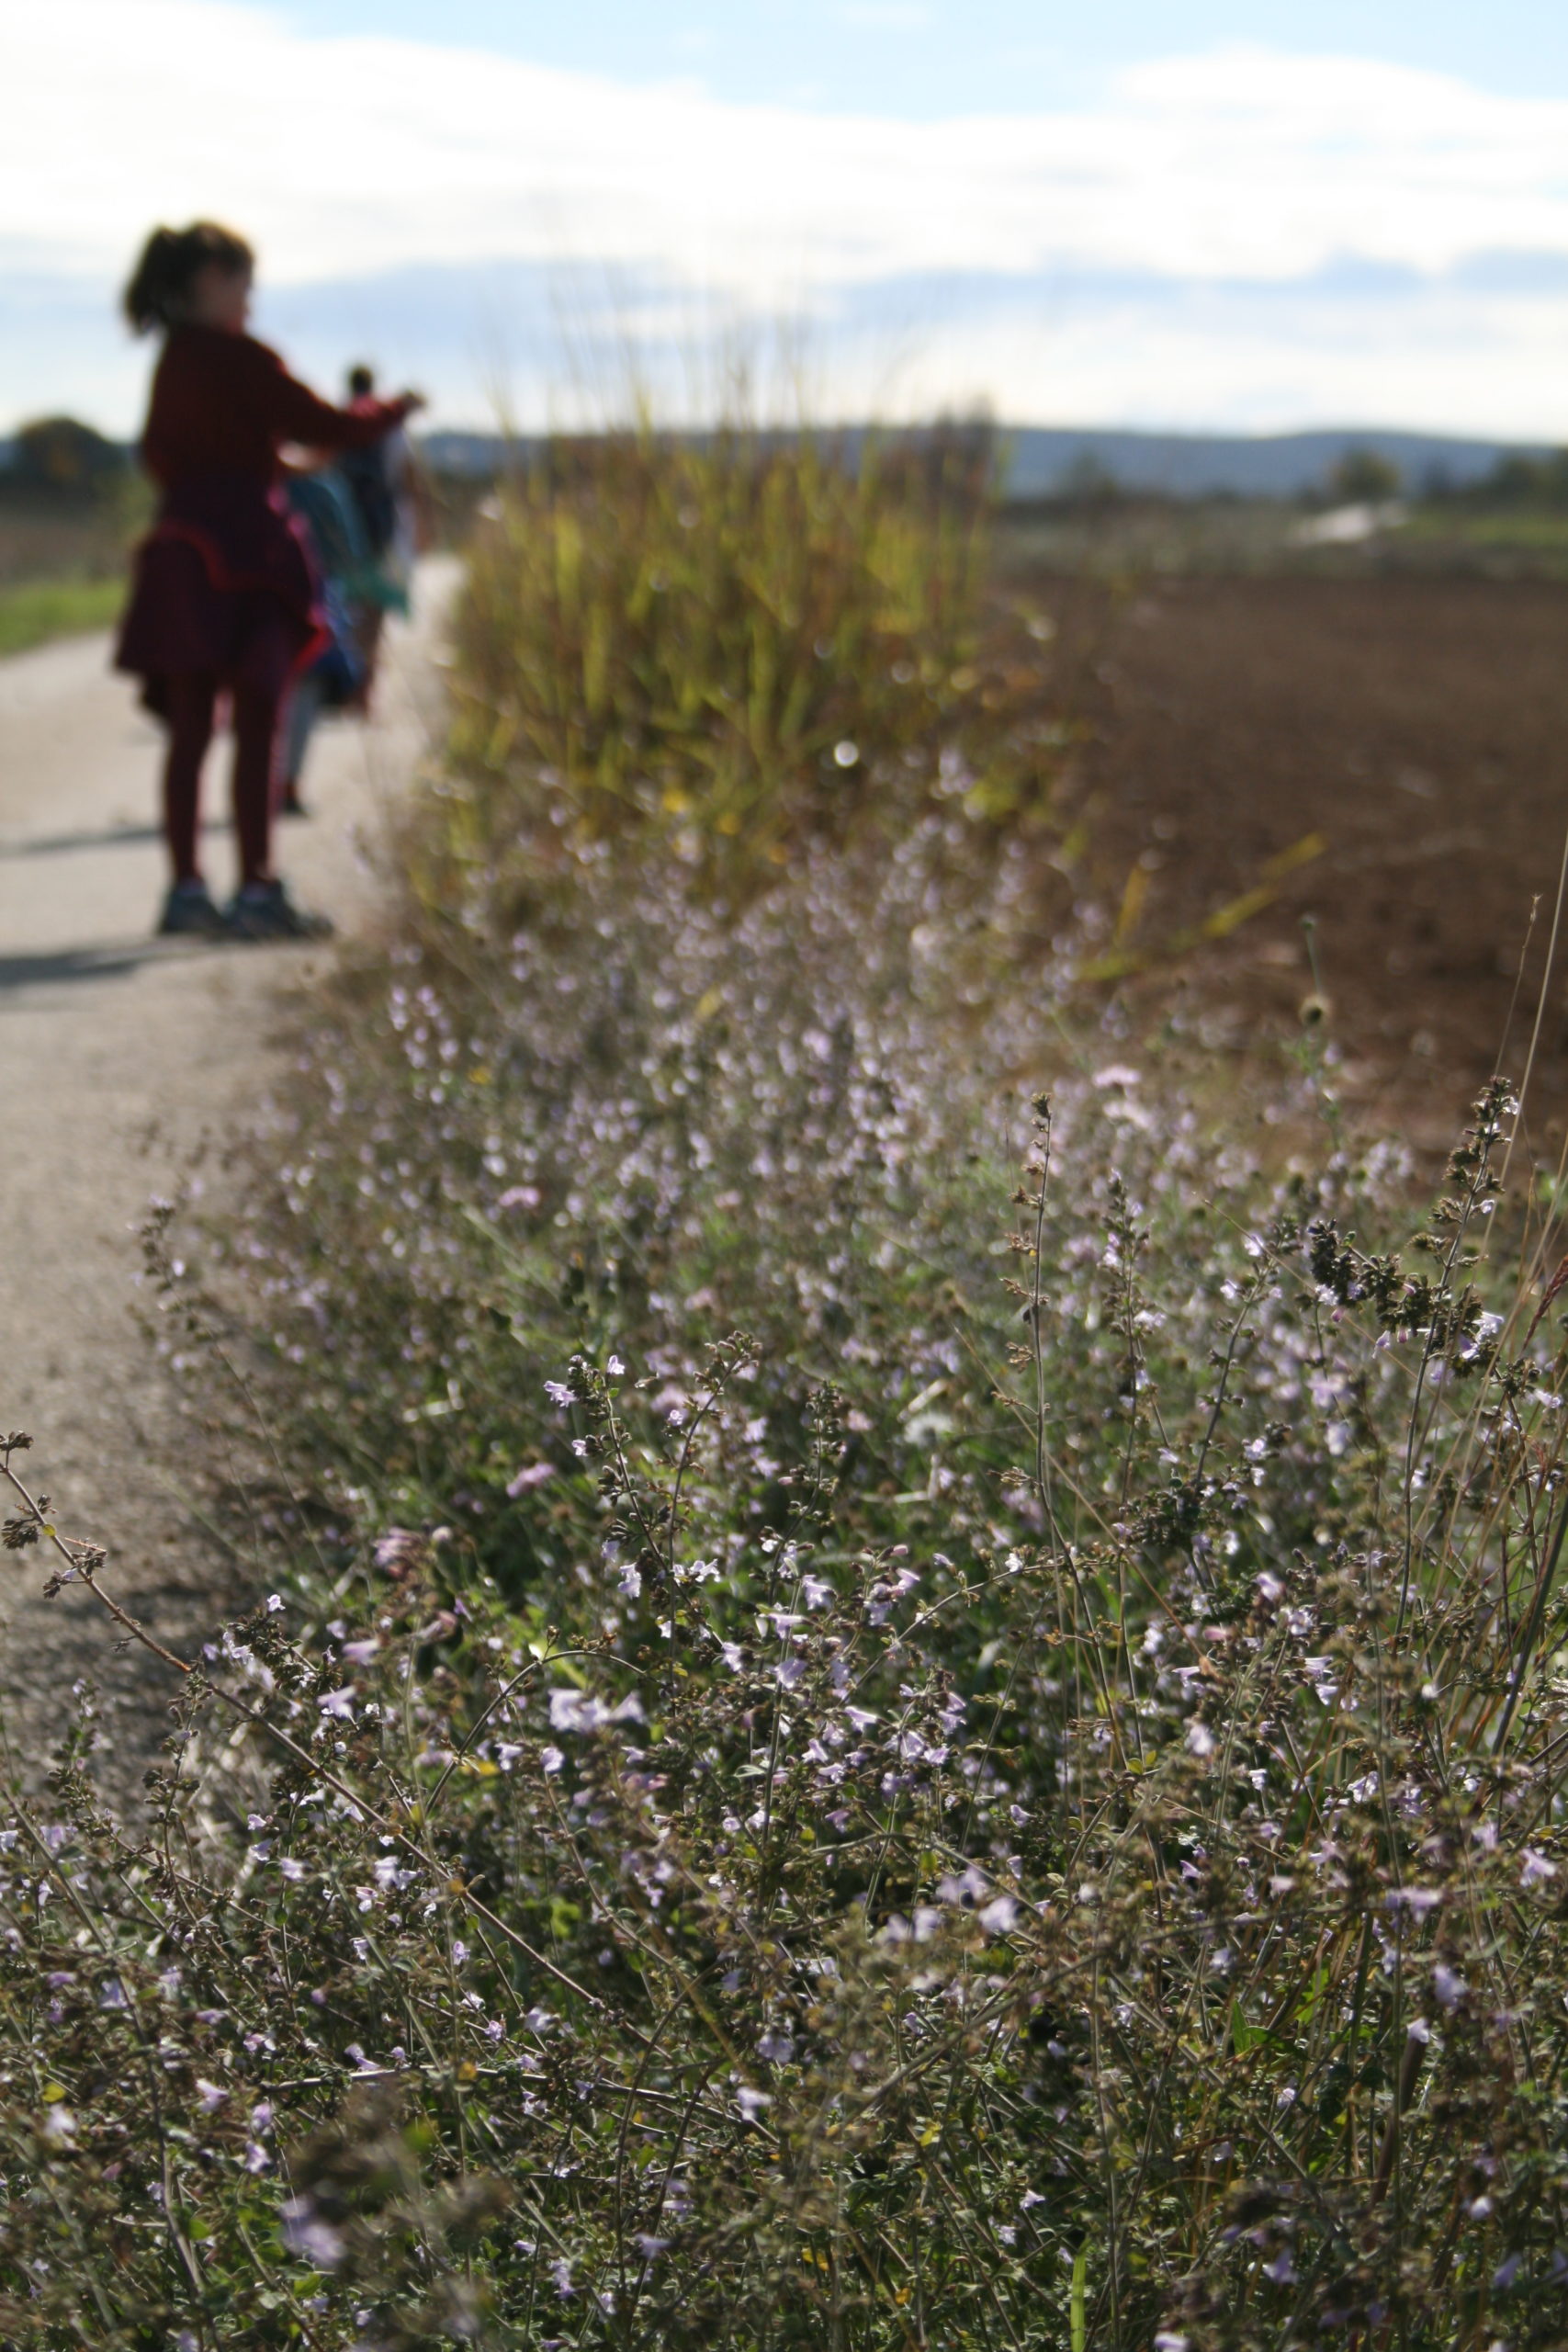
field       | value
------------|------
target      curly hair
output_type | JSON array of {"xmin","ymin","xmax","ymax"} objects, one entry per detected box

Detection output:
[{"xmin": 123, "ymin": 221, "xmax": 254, "ymax": 335}]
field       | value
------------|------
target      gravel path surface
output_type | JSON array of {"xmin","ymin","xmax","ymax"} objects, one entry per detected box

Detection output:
[{"xmin": 0, "ymin": 566, "xmax": 453, "ymax": 1786}]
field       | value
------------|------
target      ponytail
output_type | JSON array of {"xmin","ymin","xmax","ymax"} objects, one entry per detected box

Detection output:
[{"xmin": 123, "ymin": 220, "xmax": 254, "ymax": 335}]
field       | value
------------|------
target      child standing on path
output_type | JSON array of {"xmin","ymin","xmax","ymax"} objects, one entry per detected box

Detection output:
[{"xmin": 115, "ymin": 221, "xmax": 423, "ymax": 940}]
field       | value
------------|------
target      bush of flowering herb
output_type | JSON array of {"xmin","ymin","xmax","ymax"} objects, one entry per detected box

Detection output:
[{"xmin": 7, "ymin": 1066, "xmax": 1568, "ymax": 2346}]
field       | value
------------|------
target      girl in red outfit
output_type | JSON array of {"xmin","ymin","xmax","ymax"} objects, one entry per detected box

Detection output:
[{"xmin": 116, "ymin": 221, "xmax": 422, "ymax": 939}]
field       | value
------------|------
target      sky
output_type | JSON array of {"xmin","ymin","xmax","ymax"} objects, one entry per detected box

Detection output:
[{"xmin": 8, "ymin": 0, "xmax": 1568, "ymax": 440}]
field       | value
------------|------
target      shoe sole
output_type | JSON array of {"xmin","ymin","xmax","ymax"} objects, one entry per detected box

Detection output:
[
  {"xmin": 225, "ymin": 913, "xmax": 334, "ymax": 943},
  {"xmin": 158, "ymin": 910, "xmax": 229, "ymax": 939}
]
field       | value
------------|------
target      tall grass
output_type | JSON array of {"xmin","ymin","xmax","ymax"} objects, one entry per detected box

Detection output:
[{"xmin": 438, "ymin": 421, "xmax": 1062, "ymax": 903}]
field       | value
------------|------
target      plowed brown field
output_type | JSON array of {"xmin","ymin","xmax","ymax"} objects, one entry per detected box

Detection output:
[{"xmin": 1046, "ymin": 573, "xmax": 1568, "ymax": 1156}]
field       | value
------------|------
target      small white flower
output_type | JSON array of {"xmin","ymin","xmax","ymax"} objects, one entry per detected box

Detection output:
[
  {"xmin": 735, "ymin": 2085, "xmax": 772, "ymax": 2120},
  {"xmin": 280, "ymin": 2201, "xmax": 344, "ymax": 2269},
  {"xmin": 1387, "ymin": 1885, "xmax": 1443, "ymax": 1915},
  {"xmin": 559, "ymin": 1687, "xmax": 638, "ymax": 1729},
  {"xmin": 1521, "ymin": 1848, "xmax": 1558, "ymax": 1888}
]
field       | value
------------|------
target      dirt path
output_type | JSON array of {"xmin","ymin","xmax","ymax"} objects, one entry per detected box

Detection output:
[{"xmin": 0, "ymin": 566, "xmax": 454, "ymax": 1784}]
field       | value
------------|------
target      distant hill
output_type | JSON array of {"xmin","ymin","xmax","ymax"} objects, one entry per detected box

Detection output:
[
  {"xmin": 997, "ymin": 426, "xmax": 1542, "ymax": 500},
  {"xmin": 421, "ymin": 424, "xmax": 1545, "ymax": 501},
  {"xmin": 0, "ymin": 424, "xmax": 1546, "ymax": 503}
]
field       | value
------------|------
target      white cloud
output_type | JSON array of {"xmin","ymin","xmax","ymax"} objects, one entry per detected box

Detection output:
[{"xmin": 8, "ymin": 3, "xmax": 1568, "ymax": 431}]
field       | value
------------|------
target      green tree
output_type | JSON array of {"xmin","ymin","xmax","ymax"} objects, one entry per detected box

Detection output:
[
  {"xmin": 8, "ymin": 415, "xmax": 125, "ymax": 492},
  {"xmin": 1328, "ymin": 445, "xmax": 1402, "ymax": 502}
]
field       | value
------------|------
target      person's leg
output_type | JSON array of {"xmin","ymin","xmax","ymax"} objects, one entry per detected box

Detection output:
[
  {"xmin": 277, "ymin": 673, "xmax": 323, "ymax": 814},
  {"xmin": 354, "ymin": 605, "xmax": 386, "ymax": 708},
  {"xmin": 231, "ymin": 679, "xmax": 282, "ymax": 888},
  {"xmin": 162, "ymin": 674, "xmax": 217, "ymax": 884}
]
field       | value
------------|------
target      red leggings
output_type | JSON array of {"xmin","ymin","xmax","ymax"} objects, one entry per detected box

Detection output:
[{"xmin": 164, "ymin": 675, "xmax": 279, "ymax": 888}]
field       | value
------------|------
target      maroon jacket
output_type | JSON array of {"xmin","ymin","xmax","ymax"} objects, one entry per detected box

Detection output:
[
  {"xmin": 141, "ymin": 324, "xmax": 402, "ymax": 486},
  {"xmin": 118, "ymin": 326, "xmax": 405, "ymax": 702}
]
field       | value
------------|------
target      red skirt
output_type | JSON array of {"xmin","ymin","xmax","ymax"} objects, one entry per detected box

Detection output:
[{"xmin": 116, "ymin": 472, "xmax": 329, "ymax": 718}]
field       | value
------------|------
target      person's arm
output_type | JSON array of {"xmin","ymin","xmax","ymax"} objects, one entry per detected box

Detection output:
[{"xmin": 243, "ymin": 337, "xmax": 418, "ymax": 453}]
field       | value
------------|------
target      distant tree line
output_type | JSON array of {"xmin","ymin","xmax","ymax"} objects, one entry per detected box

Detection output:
[
  {"xmin": 2, "ymin": 415, "xmax": 128, "ymax": 496},
  {"xmin": 1424, "ymin": 447, "xmax": 1568, "ymax": 508},
  {"xmin": 1028, "ymin": 441, "xmax": 1568, "ymax": 513},
  {"xmin": 1035, "ymin": 444, "xmax": 1407, "ymax": 514}
]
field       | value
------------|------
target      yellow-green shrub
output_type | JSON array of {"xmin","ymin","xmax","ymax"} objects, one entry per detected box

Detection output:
[{"xmin": 443, "ymin": 425, "xmax": 1021, "ymax": 888}]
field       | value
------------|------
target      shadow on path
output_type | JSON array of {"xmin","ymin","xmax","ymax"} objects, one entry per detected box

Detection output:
[
  {"xmin": 0, "ymin": 818, "xmax": 223, "ymax": 861},
  {"xmin": 0, "ymin": 938, "xmax": 224, "ymax": 998}
]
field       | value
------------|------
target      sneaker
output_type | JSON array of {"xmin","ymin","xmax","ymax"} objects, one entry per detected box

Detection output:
[
  {"xmin": 225, "ymin": 879, "xmax": 335, "ymax": 942},
  {"xmin": 279, "ymin": 783, "xmax": 309, "ymax": 819},
  {"xmin": 157, "ymin": 879, "xmax": 227, "ymax": 938}
]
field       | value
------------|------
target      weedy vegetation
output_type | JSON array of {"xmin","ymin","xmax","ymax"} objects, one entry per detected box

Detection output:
[
  {"xmin": 0, "ymin": 461, "xmax": 148, "ymax": 652},
  {"xmin": 3, "ymin": 427, "xmax": 1568, "ymax": 2349},
  {"xmin": 436, "ymin": 420, "xmax": 1066, "ymax": 899},
  {"xmin": 0, "ymin": 575, "xmax": 127, "ymax": 658}
]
